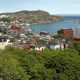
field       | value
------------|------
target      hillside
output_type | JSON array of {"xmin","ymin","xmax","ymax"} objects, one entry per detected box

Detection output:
[
  {"xmin": 0, "ymin": 10, "xmax": 63, "ymax": 23},
  {"xmin": 0, "ymin": 47, "xmax": 80, "ymax": 80}
]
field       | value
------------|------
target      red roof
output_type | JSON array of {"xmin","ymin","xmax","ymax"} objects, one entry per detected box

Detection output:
[{"xmin": 10, "ymin": 24, "xmax": 23, "ymax": 32}]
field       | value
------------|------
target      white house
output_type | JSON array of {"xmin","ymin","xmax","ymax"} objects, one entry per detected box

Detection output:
[{"xmin": 0, "ymin": 39, "xmax": 12, "ymax": 49}]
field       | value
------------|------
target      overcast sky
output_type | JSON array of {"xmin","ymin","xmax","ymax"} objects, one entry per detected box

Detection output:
[{"xmin": 0, "ymin": 0, "xmax": 80, "ymax": 15}]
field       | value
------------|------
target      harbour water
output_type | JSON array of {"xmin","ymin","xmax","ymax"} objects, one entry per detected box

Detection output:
[{"xmin": 31, "ymin": 17, "xmax": 80, "ymax": 33}]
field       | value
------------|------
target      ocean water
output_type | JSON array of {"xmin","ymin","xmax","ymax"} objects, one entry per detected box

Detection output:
[{"xmin": 31, "ymin": 17, "xmax": 80, "ymax": 33}]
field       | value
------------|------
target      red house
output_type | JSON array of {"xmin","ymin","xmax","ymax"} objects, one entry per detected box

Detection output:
[
  {"xmin": 10, "ymin": 24, "xmax": 24, "ymax": 33},
  {"xmin": 58, "ymin": 28, "xmax": 73, "ymax": 39}
]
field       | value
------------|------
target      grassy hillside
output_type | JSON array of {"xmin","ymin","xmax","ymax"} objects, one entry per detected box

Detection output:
[{"xmin": 0, "ymin": 47, "xmax": 80, "ymax": 80}]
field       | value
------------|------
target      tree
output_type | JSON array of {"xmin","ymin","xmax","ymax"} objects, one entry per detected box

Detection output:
[
  {"xmin": 0, "ymin": 47, "xmax": 80, "ymax": 80},
  {"xmin": 0, "ymin": 17, "xmax": 12, "ymax": 23},
  {"xmin": 73, "ymin": 43, "xmax": 80, "ymax": 52}
]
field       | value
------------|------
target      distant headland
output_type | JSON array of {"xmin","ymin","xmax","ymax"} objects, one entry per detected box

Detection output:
[{"xmin": 0, "ymin": 10, "xmax": 63, "ymax": 24}]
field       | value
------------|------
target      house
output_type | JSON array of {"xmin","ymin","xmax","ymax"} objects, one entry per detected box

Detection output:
[
  {"xmin": 73, "ymin": 28, "xmax": 80, "ymax": 39},
  {"xmin": 40, "ymin": 31, "xmax": 49, "ymax": 36},
  {"xmin": 0, "ymin": 15, "xmax": 9, "ymax": 18},
  {"xmin": 58, "ymin": 28, "xmax": 80, "ymax": 44},
  {"xmin": 8, "ymin": 23, "xmax": 25, "ymax": 38},
  {"xmin": 47, "ymin": 41, "xmax": 69, "ymax": 50},
  {"xmin": 0, "ymin": 36, "xmax": 12, "ymax": 49},
  {"xmin": 0, "ymin": 21, "xmax": 8, "ymax": 34},
  {"xmin": 35, "ymin": 46, "xmax": 46, "ymax": 52},
  {"xmin": 10, "ymin": 23, "xmax": 23, "ymax": 33},
  {"xmin": 58, "ymin": 28, "xmax": 73, "ymax": 39},
  {"xmin": 73, "ymin": 28, "xmax": 80, "ymax": 43}
]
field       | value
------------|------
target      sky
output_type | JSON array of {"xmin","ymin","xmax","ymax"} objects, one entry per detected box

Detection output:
[{"xmin": 0, "ymin": 0, "xmax": 80, "ymax": 15}]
